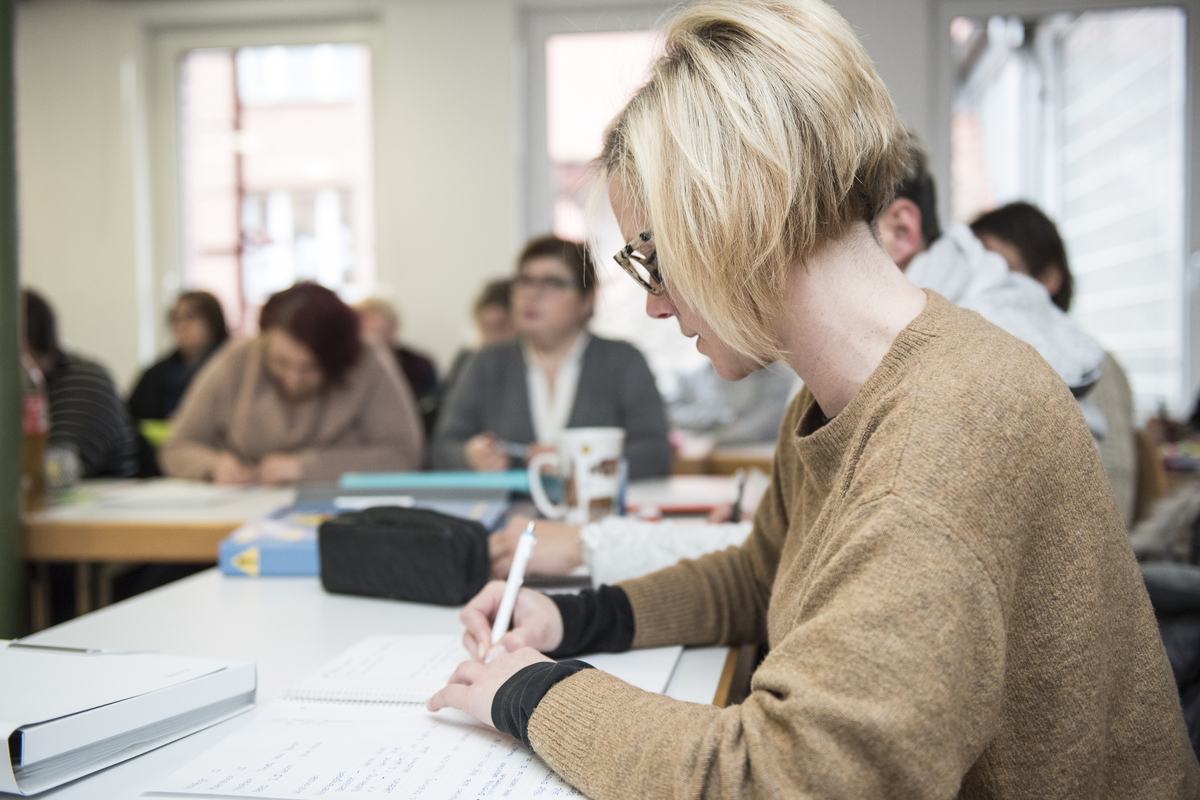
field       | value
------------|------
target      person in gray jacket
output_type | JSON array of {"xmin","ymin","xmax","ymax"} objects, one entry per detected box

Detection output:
[{"xmin": 432, "ymin": 235, "xmax": 672, "ymax": 479}]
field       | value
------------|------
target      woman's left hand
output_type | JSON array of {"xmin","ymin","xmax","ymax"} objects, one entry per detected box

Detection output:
[
  {"xmin": 427, "ymin": 647, "xmax": 552, "ymax": 728},
  {"xmin": 490, "ymin": 516, "xmax": 583, "ymax": 578},
  {"xmin": 259, "ymin": 454, "xmax": 303, "ymax": 485}
]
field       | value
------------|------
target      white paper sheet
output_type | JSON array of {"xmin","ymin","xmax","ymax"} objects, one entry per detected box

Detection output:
[
  {"xmin": 281, "ymin": 636, "xmax": 472, "ymax": 704},
  {"xmin": 148, "ymin": 702, "xmax": 585, "ymax": 798},
  {"xmin": 280, "ymin": 635, "xmax": 682, "ymax": 704}
]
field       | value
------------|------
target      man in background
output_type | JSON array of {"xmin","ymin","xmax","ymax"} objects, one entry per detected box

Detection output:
[{"xmin": 875, "ymin": 138, "xmax": 1106, "ymax": 422}]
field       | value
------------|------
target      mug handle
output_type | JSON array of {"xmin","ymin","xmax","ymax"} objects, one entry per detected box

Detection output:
[{"xmin": 527, "ymin": 451, "xmax": 566, "ymax": 519}]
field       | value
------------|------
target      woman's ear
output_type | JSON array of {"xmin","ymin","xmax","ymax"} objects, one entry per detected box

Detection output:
[
  {"xmin": 1040, "ymin": 264, "xmax": 1065, "ymax": 298},
  {"xmin": 876, "ymin": 198, "xmax": 925, "ymax": 272}
]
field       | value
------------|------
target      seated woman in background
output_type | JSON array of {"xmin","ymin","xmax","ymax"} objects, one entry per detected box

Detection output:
[
  {"xmin": 971, "ymin": 201, "xmax": 1138, "ymax": 528},
  {"xmin": 356, "ymin": 297, "xmax": 441, "ymax": 437},
  {"xmin": 441, "ymin": 278, "xmax": 516, "ymax": 401},
  {"xmin": 160, "ymin": 282, "xmax": 423, "ymax": 484},
  {"xmin": 432, "ymin": 236, "xmax": 671, "ymax": 479},
  {"xmin": 127, "ymin": 290, "xmax": 229, "ymax": 477},
  {"xmin": 23, "ymin": 289, "xmax": 138, "ymax": 480}
]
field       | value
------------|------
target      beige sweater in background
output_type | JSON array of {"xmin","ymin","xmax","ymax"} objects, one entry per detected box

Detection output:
[
  {"xmin": 529, "ymin": 293, "xmax": 1198, "ymax": 799},
  {"xmin": 160, "ymin": 337, "xmax": 423, "ymax": 481}
]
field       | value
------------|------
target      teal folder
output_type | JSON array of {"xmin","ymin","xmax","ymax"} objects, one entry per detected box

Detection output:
[{"xmin": 338, "ymin": 470, "xmax": 531, "ymax": 492}]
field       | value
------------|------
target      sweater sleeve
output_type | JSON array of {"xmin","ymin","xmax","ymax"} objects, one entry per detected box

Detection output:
[
  {"xmin": 157, "ymin": 347, "xmax": 236, "ymax": 480},
  {"xmin": 613, "ymin": 345, "xmax": 672, "ymax": 479},
  {"xmin": 294, "ymin": 348, "xmax": 425, "ymax": 479},
  {"xmin": 527, "ymin": 495, "xmax": 1006, "ymax": 799},
  {"xmin": 430, "ymin": 349, "xmax": 492, "ymax": 470}
]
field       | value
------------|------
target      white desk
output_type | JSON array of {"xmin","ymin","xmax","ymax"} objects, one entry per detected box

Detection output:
[{"xmin": 22, "ymin": 569, "xmax": 731, "ymax": 799}]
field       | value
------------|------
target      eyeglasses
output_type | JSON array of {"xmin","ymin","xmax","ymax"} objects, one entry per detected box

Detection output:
[
  {"xmin": 513, "ymin": 275, "xmax": 580, "ymax": 292},
  {"xmin": 613, "ymin": 230, "xmax": 664, "ymax": 295}
]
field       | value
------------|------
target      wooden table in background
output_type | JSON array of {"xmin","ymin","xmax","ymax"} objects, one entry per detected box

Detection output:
[{"xmin": 22, "ymin": 480, "xmax": 295, "ymax": 629}]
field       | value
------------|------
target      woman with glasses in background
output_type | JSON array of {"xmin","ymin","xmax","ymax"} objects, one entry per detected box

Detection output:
[{"xmin": 432, "ymin": 234, "xmax": 671, "ymax": 479}]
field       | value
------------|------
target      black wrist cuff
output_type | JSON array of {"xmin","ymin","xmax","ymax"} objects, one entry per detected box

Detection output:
[
  {"xmin": 492, "ymin": 660, "xmax": 594, "ymax": 747},
  {"xmin": 546, "ymin": 584, "xmax": 635, "ymax": 658}
]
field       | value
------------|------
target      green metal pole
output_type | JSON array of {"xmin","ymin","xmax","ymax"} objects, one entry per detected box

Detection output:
[{"xmin": 0, "ymin": 0, "xmax": 25, "ymax": 638}]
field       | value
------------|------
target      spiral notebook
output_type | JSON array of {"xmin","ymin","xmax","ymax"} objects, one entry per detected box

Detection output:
[{"xmin": 280, "ymin": 635, "xmax": 469, "ymax": 705}]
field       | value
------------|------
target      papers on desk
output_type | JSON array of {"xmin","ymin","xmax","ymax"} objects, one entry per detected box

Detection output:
[
  {"xmin": 151, "ymin": 634, "xmax": 683, "ymax": 798},
  {"xmin": 91, "ymin": 479, "xmax": 251, "ymax": 510},
  {"xmin": 149, "ymin": 703, "xmax": 583, "ymax": 799},
  {"xmin": 0, "ymin": 642, "xmax": 255, "ymax": 796}
]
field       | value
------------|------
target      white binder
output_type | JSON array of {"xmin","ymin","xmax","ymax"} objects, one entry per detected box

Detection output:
[{"xmin": 0, "ymin": 641, "xmax": 255, "ymax": 796}]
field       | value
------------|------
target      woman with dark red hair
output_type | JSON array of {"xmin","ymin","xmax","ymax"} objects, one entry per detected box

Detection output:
[{"xmin": 160, "ymin": 282, "xmax": 423, "ymax": 484}]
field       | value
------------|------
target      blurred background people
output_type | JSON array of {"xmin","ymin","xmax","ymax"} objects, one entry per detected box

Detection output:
[
  {"xmin": 667, "ymin": 360, "xmax": 797, "ymax": 446},
  {"xmin": 127, "ymin": 290, "xmax": 229, "ymax": 477},
  {"xmin": 876, "ymin": 136, "xmax": 1106, "ymax": 421},
  {"xmin": 433, "ymin": 235, "xmax": 671, "ymax": 479},
  {"xmin": 356, "ymin": 297, "xmax": 441, "ymax": 437},
  {"xmin": 160, "ymin": 282, "xmax": 423, "ymax": 484},
  {"xmin": 971, "ymin": 201, "xmax": 1137, "ymax": 528},
  {"xmin": 22, "ymin": 289, "xmax": 137, "ymax": 480},
  {"xmin": 442, "ymin": 278, "xmax": 516, "ymax": 400}
]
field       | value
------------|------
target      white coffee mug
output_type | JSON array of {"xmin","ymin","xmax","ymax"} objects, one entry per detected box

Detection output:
[{"xmin": 527, "ymin": 427, "xmax": 626, "ymax": 524}]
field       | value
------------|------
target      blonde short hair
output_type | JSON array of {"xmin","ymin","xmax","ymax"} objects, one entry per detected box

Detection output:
[
  {"xmin": 600, "ymin": 0, "xmax": 906, "ymax": 361},
  {"xmin": 355, "ymin": 297, "xmax": 399, "ymax": 330}
]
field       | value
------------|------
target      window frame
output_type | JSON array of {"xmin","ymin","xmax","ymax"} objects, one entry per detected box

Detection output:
[
  {"xmin": 147, "ymin": 17, "xmax": 383, "ymax": 343},
  {"xmin": 519, "ymin": 4, "xmax": 676, "ymax": 239}
]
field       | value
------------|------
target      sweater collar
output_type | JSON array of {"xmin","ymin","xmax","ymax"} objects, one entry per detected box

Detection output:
[{"xmin": 791, "ymin": 290, "xmax": 950, "ymax": 491}]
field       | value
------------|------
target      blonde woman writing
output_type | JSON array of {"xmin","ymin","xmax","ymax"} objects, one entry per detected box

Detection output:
[{"xmin": 429, "ymin": 1, "xmax": 1198, "ymax": 796}]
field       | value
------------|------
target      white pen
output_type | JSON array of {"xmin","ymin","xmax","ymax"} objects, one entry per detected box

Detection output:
[{"xmin": 488, "ymin": 521, "xmax": 536, "ymax": 659}]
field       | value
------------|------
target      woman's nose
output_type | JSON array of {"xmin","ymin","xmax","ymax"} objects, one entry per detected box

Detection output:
[{"xmin": 645, "ymin": 291, "xmax": 675, "ymax": 320}]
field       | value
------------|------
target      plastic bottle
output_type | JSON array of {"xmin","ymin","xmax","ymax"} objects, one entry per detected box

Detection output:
[{"xmin": 21, "ymin": 352, "xmax": 49, "ymax": 514}]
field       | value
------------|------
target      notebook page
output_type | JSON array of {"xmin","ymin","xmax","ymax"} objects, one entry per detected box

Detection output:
[
  {"xmin": 281, "ymin": 636, "xmax": 469, "ymax": 704},
  {"xmin": 148, "ymin": 701, "xmax": 585, "ymax": 798}
]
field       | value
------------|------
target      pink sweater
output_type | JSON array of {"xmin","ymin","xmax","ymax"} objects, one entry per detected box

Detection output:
[{"xmin": 160, "ymin": 338, "xmax": 423, "ymax": 481}]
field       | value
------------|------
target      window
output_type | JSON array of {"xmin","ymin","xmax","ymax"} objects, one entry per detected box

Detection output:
[
  {"xmin": 178, "ymin": 43, "xmax": 374, "ymax": 332},
  {"xmin": 950, "ymin": 8, "xmax": 1187, "ymax": 416},
  {"xmin": 534, "ymin": 20, "xmax": 718, "ymax": 394}
]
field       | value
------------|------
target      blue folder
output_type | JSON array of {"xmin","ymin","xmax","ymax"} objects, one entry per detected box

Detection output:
[{"xmin": 338, "ymin": 470, "xmax": 531, "ymax": 493}]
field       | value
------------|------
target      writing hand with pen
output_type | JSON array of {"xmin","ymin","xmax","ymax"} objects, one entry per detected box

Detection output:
[{"xmin": 427, "ymin": 524, "xmax": 564, "ymax": 730}]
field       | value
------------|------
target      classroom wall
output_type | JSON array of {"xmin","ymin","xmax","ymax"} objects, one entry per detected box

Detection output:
[{"xmin": 14, "ymin": 0, "xmax": 932, "ymax": 391}]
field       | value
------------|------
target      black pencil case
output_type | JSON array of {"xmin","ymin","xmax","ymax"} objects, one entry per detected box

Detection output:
[{"xmin": 318, "ymin": 506, "xmax": 490, "ymax": 606}]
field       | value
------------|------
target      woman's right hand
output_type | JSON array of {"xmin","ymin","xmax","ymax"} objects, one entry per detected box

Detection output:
[
  {"xmin": 465, "ymin": 434, "xmax": 511, "ymax": 472},
  {"xmin": 212, "ymin": 452, "xmax": 257, "ymax": 485},
  {"xmin": 461, "ymin": 580, "xmax": 564, "ymax": 662}
]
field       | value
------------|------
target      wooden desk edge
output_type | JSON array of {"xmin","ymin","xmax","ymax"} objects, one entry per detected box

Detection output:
[
  {"xmin": 712, "ymin": 646, "xmax": 741, "ymax": 707},
  {"xmin": 23, "ymin": 519, "xmax": 235, "ymax": 562}
]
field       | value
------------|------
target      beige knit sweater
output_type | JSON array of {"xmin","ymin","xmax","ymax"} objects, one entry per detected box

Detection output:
[
  {"xmin": 160, "ymin": 337, "xmax": 423, "ymax": 481},
  {"xmin": 529, "ymin": 292, "xmax": 1198, "ymax": 798}
]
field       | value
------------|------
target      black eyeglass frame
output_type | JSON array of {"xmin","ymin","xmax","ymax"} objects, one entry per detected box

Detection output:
[{"xmin": 613, "ymin": 230, "xmax": 665, "ymax": 295}]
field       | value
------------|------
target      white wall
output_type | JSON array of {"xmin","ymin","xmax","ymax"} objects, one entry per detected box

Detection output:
[{"xmin": 15, "ymin": 0, "xmax": 932, "ymax": 390}]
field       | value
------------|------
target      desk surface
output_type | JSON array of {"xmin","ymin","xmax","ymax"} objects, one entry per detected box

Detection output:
[
  {"xmin": 24, "ymin": 480, "xmax": 297, "ymax": 562},
  {"xmin": 25, "ymin": 476, "xmax": 755, "ymax": 563},
  {"xmin": 24, "ymin": 569, "xmax": 729, "ymax": 799}
]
